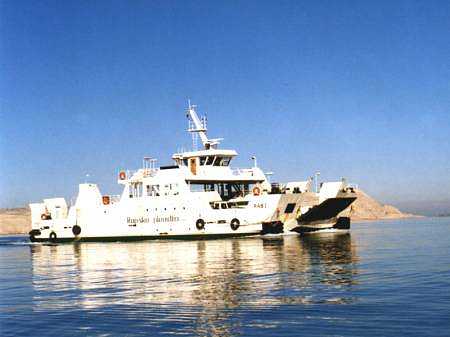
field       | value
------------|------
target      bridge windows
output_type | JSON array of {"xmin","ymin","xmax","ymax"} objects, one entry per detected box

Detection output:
[
  {"xmin": 184, "ymin": 156, "xmax": 232, "ymax": 167},
  {"xmin": 212, "ymin": 156, "xmax": 231, "ymax": 166},
  {"xmin": 221, "ymin": 157, "xmax": 231, "ymax": 166}
]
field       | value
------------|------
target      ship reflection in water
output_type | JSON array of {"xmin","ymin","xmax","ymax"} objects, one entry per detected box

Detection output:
[{"xmin": 29, "ymin": 234, "xmax": 358, "ymax": 336}]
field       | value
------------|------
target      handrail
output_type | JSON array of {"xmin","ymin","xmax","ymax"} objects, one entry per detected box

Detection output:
[
  {"xmin": 110, "ymin": 195, "xmax": 121, "ymax": 204},
  {"xmin": 231, "ymin": 168, "xmax": 254, "ymax": 176}
]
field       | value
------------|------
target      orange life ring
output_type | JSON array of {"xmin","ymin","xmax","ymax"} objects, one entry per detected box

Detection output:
[
  {"xmin": 119, "ymin": 171, "xmax": 126, "ymax": 180},
  {"xmin": 102, "ymin": 195, "xmax": 110, "ymax": 205},
  {"xmin": 252, "ymin": 186, "xmax": 261, "ymax": 196}
]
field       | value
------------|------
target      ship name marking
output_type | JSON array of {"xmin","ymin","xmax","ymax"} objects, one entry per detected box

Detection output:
[
  {"xmin": 153, "ymin": 215, "xmax": 180, "ymax": 223},
  {"xmin": 127, "ymin": 217, "xmax": 150, "ymax": 224}
]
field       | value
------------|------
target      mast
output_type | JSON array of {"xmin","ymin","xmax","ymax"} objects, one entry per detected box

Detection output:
[{"xmin": 186, "ymin": 100, "xmax": 222, "ymax": 149}]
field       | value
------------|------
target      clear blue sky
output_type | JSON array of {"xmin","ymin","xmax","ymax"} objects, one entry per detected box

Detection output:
[{"xmin": 1, "ymin": 1, "xmax": 449, "ymax": 215}]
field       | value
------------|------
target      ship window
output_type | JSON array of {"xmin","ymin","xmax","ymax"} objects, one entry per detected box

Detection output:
[
  {"xmin": 200, "ymin": 156, "xmax": 207, "ymax": 165},
  {"xmin": 214, "ymin": 157, "xmax": 222, "ymax": 166},
  {"xmin": 183, "ymin": 159, "xmax": 188, "ymax": 166},
  {"xmin": 189, "ymin": 183, "xmax": 204, "ymax": 192},
  {"xmin": 284, "ymin": 203, "xmax": 296, "ymax": 214},
  {"xmin": 129, "ymin": 182, "xmax": 143, "ymax": 198},
  {"xmin": 221, "ymin": 157, "xmax": 231, "ymax": 166},
  {"xmin": 204, "ymin": 184, "xmax": 215, "ymax": 192},
  {"xmin": 147, "ymin": 185, "xmax": 160, "ymax": 196},
  {"xmin": 221, "ymin": 203, "xmax": 228, "ymax": 209},
  {"xmin": 205, "ymin": 156, "xmax": 214, "ymax": 165}
]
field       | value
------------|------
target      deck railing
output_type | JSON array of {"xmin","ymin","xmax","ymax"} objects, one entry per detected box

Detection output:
[
  {"xmin": 231, "ymin": 168, "xmax": 255, "ymax": 177},
  {"xmin": 110, "ymin": 195, "xmax": 121, "ymax": 204}
]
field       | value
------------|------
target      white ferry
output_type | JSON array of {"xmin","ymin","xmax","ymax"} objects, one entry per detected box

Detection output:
[{"xmin": 29, "ymin": 103, "xmax": 356, "ymax": 243}]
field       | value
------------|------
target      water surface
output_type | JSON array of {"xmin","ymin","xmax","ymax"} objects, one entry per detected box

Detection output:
[{"xmin": 1, "ymin": 218, "xmax": 449, "ymax": 336}]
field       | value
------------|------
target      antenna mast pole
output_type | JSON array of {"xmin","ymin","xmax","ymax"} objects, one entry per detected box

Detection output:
[{"xmin": 186, "ymin": 100, "xmax": 209, "ymax": 148}]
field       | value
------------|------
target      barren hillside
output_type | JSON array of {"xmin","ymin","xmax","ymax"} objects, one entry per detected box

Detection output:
[
  {"xmin": 341, "ymin": 189, "xmax": 417, "ymax": 221},
  {"xmin": 0, "ymin": 208, "xmax": 31, "ymax": 235}
]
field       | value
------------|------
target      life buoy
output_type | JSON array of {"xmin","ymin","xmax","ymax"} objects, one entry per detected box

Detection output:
[
  {"xmin": 49, "ymin": 232, "xmax": 57, "ymax": 242},
  {"xmin": 252, "ymin": 186, "xmax": 261, "ymax": 196},
  {"xmin": 102, "ymin": 195, "xmax": 110, "ymax": 205},
  {"xmin": 196, "ymin": 219, "xmax": 205, "ymax": 230},
  {"xmin": 119, "ymin": 171, "xmax": 126, "ymax": 180},
  {"xmin": 72, "ymin": 225, "xmax": 81, "ymax": 236},
  {"xmin": 230, "ymin": 218, "xmax": 240, "ymax": 231}
]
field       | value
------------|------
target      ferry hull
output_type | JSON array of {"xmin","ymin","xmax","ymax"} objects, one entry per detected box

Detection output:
[{"xmin": 28, "ymin": 216, "xmax": 264, "ymax": 243}]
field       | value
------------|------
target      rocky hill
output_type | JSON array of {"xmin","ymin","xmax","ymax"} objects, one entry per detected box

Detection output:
[
  {"xmin": 341, "ymin": 189, "xmax": 417, "ymax": 221},
  {"xmin": 0, "ymin": 208, "xmax": 31, "ymax": 235},
  {"xmin": 0, "ymin": 190, "xmax": 418, "ymax": 235}
]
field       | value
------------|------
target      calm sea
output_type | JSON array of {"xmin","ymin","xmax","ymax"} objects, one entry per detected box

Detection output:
[{"xmin": 0, "ymin": 218, "xmax": 449, "ymax": 337}]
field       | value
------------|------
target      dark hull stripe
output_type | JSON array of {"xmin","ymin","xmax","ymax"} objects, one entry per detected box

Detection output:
[{"xmin": 30, "ymin": 232, "xmax": 260, "ymax": 244}]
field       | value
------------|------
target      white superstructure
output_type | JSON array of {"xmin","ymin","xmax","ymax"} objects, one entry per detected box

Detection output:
[{"xmin": 29, "ymin": 102, "xmax": 356, "ymax": 243}]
